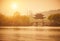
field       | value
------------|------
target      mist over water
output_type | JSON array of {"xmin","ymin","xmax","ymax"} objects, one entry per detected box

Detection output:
[{"xmin": 0, "ymin": 26, "xmax": 60, "ymax": 41}]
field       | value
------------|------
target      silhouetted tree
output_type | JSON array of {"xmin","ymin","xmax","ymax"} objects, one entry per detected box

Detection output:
[
  {"xmin": 13, "ymin": 12, "xmax": 30, "ymax": 26},
  {"xmin": 0, "ymin": 12, "xmax": 31, "ymax": 26},
  {"xmin": 48, "ymin": 13, "xmax": 60, "ymax": 26},
  {"xmin": 0, "ymin": 13, "xmax": 4, "ymax": 25},
  {"xmin": 21, "ymin": 16, "xmax": 30, "ymax": 26}
]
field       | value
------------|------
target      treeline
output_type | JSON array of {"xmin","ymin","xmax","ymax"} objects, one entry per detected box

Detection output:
[
  {"xmin": 33, "ymin": 13, "xmax": 60, "ymax": 26},
  {"xmin": 0, "ymin": 12, "xmax": 31, "ymax": 26},
  {"xmin": 0, "ymin": 12, "xmax": 60, "ymax": 26},
  {"xmin": 48, "ymin": 13, "xmax": 60, "ymax": 26}
]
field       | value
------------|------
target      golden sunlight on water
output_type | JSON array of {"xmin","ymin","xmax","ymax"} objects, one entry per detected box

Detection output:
[{"xmin": 0, "ymin": 26, "xmax": 60, "ymax": 41}]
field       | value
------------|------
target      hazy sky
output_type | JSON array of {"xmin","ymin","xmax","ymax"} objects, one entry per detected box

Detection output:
[{"xmin": 0, "ymin": 0, "xmax": 60, "ymax": 16}]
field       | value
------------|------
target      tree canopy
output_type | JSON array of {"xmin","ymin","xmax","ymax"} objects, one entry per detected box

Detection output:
[
  {"xmin": 48, "ymin": 13, "xmax": 60, "ymax": 26},
  {"xmin": 0, "ymin": 12, "xmax": 31, "ymax": 26}
]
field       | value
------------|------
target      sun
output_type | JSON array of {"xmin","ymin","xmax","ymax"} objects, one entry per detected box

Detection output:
[
  {"xmin": 6, "ymin": 3, "xmax": 18, "ymax": 17},
  {"xmin": 11, "ymin": 3, "xmax": 18, "ymax": 10}
]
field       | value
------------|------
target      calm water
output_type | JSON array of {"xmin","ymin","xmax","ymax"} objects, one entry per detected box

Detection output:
[{"xmin": 0, "ymin": 26, "xmax": 60, "ymax": 41}]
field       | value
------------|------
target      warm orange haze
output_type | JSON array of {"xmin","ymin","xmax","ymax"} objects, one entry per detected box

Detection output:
[
  {"xmin": 0, "ymin": 0, "xmax": 60, "ymax": 26},
  {"xmin": 0, "ymin": 0, "xmax": 60, "ymax": 16},
  {"xmin": 0, "ymin": 0, "xmax": 60, "ymax": 41}
]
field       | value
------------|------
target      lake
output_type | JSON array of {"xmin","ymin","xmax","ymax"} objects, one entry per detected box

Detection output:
[{"xmin": 0, "ymin": 26, "xmax": 60, "ymax": 41}]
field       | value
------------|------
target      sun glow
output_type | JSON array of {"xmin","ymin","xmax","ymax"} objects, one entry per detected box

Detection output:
[
  {"xmin": 11, "ymin": 3, "xmax": 18, "ymax": 10},
  {"xmin": 6, "ymin": 3, "xmax": 18, "ymax": 17}
]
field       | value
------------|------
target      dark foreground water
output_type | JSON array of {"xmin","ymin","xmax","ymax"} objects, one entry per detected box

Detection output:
[{"xmin": 0, "ymin": 26, "xmax": 60, "ymax": 41}]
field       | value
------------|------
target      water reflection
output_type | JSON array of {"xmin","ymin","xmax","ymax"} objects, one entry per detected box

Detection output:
[{"xmin": 0, "ymin": 27, "xmax": 60, "ymax": 41}]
